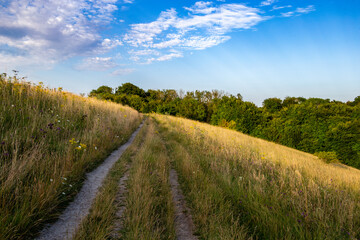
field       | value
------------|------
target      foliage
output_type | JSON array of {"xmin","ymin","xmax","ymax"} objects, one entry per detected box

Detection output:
[
  {"xmin": 155, "ymin": 114, "xmax": 360, "ymax": 239},
  {"xmin": 314, "ymin": 151, "xmax": 340, "ymax": 164},
  {"xmin": 90, "ymin": 83, "xmax": 360, "ymax": 170}
]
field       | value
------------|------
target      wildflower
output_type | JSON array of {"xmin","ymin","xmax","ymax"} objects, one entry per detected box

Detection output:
[
  {"xmin": 50, "ymin": 179, "xmax": 53, "ymax": 182},
  {"xmin": 115, "ymin": 135, "xmax": 119, "ymax": 138},
  {"xmin": 94, "ymin": 146, "xmax": 98, "ymax": 150},
  {"xmin": 63, "ymin": 177, "xmax": 67, "ymax": 181},
  {"xmin": 11, "ymin": 104, "xmax": 15, "ymax": 107},
  {"xmin": 1, "ymin": 141, "xmax": 5, "ymax": 145},
  {"xmin": 69, "ymin": 184, "xmax": 73, "ymax": 188},
  {"xmin": 124, "ymin": 115, "xmax": 127, "ymax": 118},
  {"xmin": 48, "ymin": 123, "xmax": 54, "ymax": 129},
  {"xmin": 69, "ymin": 138, "xmax": 76, "ymax": 144},
  {"xmin": 62, "ymin": 192, "xmax": 66, "ymax": 195},
  {"xmin": 58, "ymin": 120, "xmax": 61, "ymax": 123},
  {"xmin": 79, "ymin": 143, "xmax": 87, "ymax": 149},
  {"xmin": 239, "ymin": 176, "xmax": 243, "ymax": 181}
]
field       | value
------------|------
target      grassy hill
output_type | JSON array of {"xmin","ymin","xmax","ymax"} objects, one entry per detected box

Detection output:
[
  {"xmin": 0, "ymin": 74, "xmax": 142, "ymax": 239},
  {"xmin": 76, "ymin": 114, "xmax": 360, "ymax": 239},
  {"xmin": 1, "ymin": 74, "xmax": 359, "ymax": 239},
  {"xmin": 154, "ymin": 114, "xmax": 360, "ymax": 239}
]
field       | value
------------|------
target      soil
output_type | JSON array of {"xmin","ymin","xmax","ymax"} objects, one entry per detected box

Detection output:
[
  {"xmin": 109, "ymin": 164, "xmax": 131, "ymax": 239},
  {"xmin": 169, "ymin": 168, "xmax": 198, "ymax": 240},
  {"xmin": 36, "ymin": 122, "xmax": 144, "ymax": 240}
]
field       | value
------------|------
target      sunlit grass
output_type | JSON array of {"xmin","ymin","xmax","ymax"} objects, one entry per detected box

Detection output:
[
  {"xmin": 0, "ymin": 74, "xmax": 142, "ymax": 239},
  {"xmin": 154, "ymin": 114, "xmax": 360, "ymax": 239},
  {"xmin": 122, "ymin": 118, "xmax": 175, "ymax": 239}
]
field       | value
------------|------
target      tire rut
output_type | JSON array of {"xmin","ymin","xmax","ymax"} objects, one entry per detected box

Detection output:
[
  {"xmin": 109, "ymin": 164, "xmax": 131, "ymax": 239},
  {"xmin": 36, "ymin": 122, "xmax": 144, "ymax": 240},
  {"xmin": 170, "ymin": 168, "xmax": 198, "ymax": 240}
]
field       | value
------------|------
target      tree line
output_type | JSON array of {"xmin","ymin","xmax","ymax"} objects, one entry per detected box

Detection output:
[{"xmin": 90, "ymin": 83, "xmax": 360, "ymax": 169}]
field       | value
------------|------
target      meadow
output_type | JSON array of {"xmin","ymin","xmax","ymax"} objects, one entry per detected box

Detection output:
[
  {"xmin": 1, "ymin": 73, "xmax": 360, "ymax": 239},
  {"xmin": 0, "ymin": 74, "xmax": 142, "ymax": 239},
  {"xmin": 74, "ymin": 114, "xmax": 360, "ymax": 239},
  {"xmin": 154, "ymin": 114, "xmax": 360, "ymax": 239}
]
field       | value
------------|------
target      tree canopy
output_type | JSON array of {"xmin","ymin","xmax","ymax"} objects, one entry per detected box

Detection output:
[{"xmin": 90, "ymin": 83, "xmax": 360, "ymax": 169}]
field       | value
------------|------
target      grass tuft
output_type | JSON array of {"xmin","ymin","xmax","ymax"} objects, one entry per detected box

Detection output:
[{"xmin": 0, "ymin": 74, "xmax": 142, "ymax": 239}]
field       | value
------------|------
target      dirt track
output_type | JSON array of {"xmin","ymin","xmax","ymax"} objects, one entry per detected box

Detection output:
[{"xmin": 37, "ymin": 123, "xmax": 143, "ymax": 240}]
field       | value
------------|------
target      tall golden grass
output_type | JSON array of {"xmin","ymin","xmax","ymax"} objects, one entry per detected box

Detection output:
[
  {"xmin": 154, "ymin": 114, "xmax": 360, "ymax": 239},
  {"xmin": 122, "ymin": 119, "xmax": 175, "ymax": 239},
  {"xmin": 0, "ymin": 74, "xmax": 142, "ymax": 239},
  {"xmin": 75, "ymin": 118, "xmax": 176, "ymax": 239}
]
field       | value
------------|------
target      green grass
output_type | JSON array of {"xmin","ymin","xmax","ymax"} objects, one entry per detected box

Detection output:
[{"xmin": 0, "ymin": 74, "xmax": 142, "ymax": 239}]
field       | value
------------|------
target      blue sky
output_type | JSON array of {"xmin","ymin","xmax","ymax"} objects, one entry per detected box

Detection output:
[{"xmin": 0, "ymin": 0, "xmax": 359, "ymax": 105}]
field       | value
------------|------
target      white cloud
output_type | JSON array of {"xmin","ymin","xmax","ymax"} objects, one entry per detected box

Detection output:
[
  {"xmin": 75, "ymin": 57, "xmax": 118, "ymax": 71},
  {"xmin": 184, "ymin": 1, "xmax": 217, "ymax": 14},
  {"xmin": 271, "ymin": 5, "xmax": 292, "ymax": 11},
  {"xmin": 296, "ymin": 5, "xmax": 315, "ymax": 14},
  {"xmin": 124, "ymin": 2, "xmax": 266, "ymax": 63},
  {"xmin": 182, "ymin": 35, "xmax": 230, "ymax": 50},
  {"xmin": 130, "ymin": 49, "xmax": 160, "ymax": 56},
  {"xmin": 260, "ymin": 0, "xmax": 276, "ymax": 6},
  {"xmin": 0, "ymin": 0, "xmax": 121, "ymax": 68},
  {"xmin": 281, "ymin": 5, "xmax": 315, "ymax": 18},
  {"xmin": 124, "ymin": 9, "xmax": 178, "ymax": 47},
  {"xmin": 111, "ymin": 68, "xmax": 135, "ymax": 75},
  {"xmin": 157, "ymin": 52, "xmax": 183, "ymax": 61}
]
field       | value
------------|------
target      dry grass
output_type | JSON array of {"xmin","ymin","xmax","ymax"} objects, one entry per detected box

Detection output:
[
  {"xmin": 74, "ymin": 119, "xmax": 146, "ymax": 240},
  {"xmin": 0, "ymin": 74, "xmax": 142, "ymax": 239},
  {"xmin": 122, "ymin": 118, "xmax": 175, "ymax": 239},
  {"xmin": 154, "ymin": 114, "xmax": 360, "ymax": 239},
  {"xmin": 74, "ymin": 118, "xmax": 176, "ymax": 240}
]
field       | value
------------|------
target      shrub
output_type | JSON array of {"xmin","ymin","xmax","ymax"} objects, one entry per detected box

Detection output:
[{"xmin": 314, "ymin": 151, "xmax": 340, "ymax": 164}]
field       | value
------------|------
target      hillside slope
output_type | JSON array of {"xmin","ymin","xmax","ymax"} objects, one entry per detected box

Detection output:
[
  {"xmin": 1, "ymin": 74, "xmax": 359, "ymax": 239},
  {"xmin": 154, "ymin": 114, "xmax": 360, "ymax": 239},
  {"xmin": 0, "ymin": 74, "xmax": 142, "ymax": 239},
  {"xmin": 75, "ymin": 114, "xmax": 360, "ymax": 239}
]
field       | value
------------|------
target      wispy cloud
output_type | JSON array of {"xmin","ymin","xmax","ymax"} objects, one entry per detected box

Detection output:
[
  {"xmin": 281, "ymin": 5, "xmax": 315, "ymax": 17},
  {"xmin": 260, "ymin": 0, "xmax": 276, "ymax": 7},
  {"xmin": 75, "ymin": 57, "xmax": 118, "ymax": 71},
  {"xmin": 124, "ymin": 2, "xmax": 266, "ymax": 63},
  {"xmin": 0, "ymin": 0, "xmax": 317, "ymax": 69},
  {"xmin": 184, "ymin": 1, "xmax": 217, "ymax": 14},
  {"xmin": 271, "ymin": 5, "xmax": 292, "ymax": 11},
  {"xmin": 111, "ymin": 68, "xmax": 135, "ymax": 75}
]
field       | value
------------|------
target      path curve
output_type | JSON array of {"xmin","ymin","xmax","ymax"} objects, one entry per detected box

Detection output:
[{"xmin": 37, "ymin": 122, "xmax": 144, "ymax": 240}]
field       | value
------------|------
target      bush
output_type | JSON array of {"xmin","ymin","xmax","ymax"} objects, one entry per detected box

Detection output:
[{"xmin": 314, "ymin": 151, "xmax": 340, "ymax": 164}]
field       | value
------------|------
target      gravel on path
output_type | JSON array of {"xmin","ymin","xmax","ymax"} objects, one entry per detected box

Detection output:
[
  {"xmin": 37, "ymin": 122, "xmax": 144, "ymax": 240},
  {"xmin": 170, "ymin": 169, "xmax": 198, "ymax": 240}
]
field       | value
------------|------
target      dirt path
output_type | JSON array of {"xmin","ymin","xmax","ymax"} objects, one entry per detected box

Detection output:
[
  {"xmin": 37, "ymin": 122, "xmax": 144, "ymax": 240},
  {"xmin": 170, "ymin": 169, "xmax": 198, "ymax": 240},
  {"xmin": 109, "ymin": 164, "xmax": 131, "ymax": 238}
]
